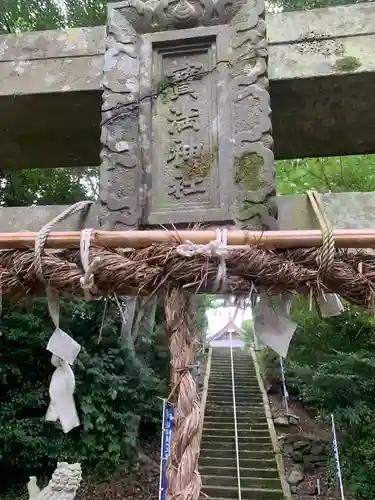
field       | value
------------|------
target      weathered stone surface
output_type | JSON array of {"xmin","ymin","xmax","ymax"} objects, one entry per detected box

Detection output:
[
  {"xmin": 288, "ymin": 414, "xmax": 299, "ymax": 425},
  {"xmin": 291, "ymin": 451, "xmax": 303, "ymax": 462},
  {"xmin": 293, "ymin": 440, "xmax": 311, "ymax": 452},
  {"xmin": 303, "ymin": 461, "xmax": 315, "ymax": 472},
  {"xmin": 99, "ymin": 4, "xmax": 141, "ymax": 230},
  {"xmin": 2, "ymin": 191, "xmax": 375, "ymax": 232},
  {"xmin": 305, "ymin": 454, "xmax": 327, "ymax": 463},
  {"xmin": 287, "ymin": 467, "xmax": 304, "ymax": 485},
  {"xmin": 1, "ymin": 4, "xmax": 375, "ymax": 169},
  {"xmin": 276, "ymin": 192, "xmax": 375, "ymax": 231},
  {"xmin": 274, "ymin": 416, "xmax": 290, "ymax": 426},
  {"xmin": 310, "ymin": 441, "xmax": 325, "ymax": 455},
  {"xmin": 99, "ymin": 0, "xmax": 275, "ymax": 229},
  {"xmin": 145, "ymin": 27, "xmax": 233, "ymax": 225},
  {"xmin": 0, "ymin": 27, "xmax": 104, "ymax": 96},
  {"xmin": 0, "ymin": 204, "xmax": 99, "ymax": 232},
  {"xmin": 283, "ymin": 443, "xmax": 294, "ymax": 454}
]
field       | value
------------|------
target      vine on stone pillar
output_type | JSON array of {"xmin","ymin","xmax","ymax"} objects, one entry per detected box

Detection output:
[{"xmin": 165, "ymin": 288, "xmax": 202, "ymax": 500}]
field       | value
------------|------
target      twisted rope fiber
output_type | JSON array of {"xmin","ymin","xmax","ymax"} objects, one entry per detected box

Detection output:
[
  {"xmin": 165, "ymin": 289, "xmax": 202, "ymax": 500},
  {"xmin": 307, "ymin": 190, "xmax": 335, "ymax": 277},
  {"xmin": 34, "ymin": 201, "xmax": 93, "ymax": 284},
  {"xmin": 1, "ymin": 244, "xmax": 375, "ymax": 309}
]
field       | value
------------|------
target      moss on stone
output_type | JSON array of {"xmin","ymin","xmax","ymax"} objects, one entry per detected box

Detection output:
[
  {"xmin": 334, "ymin": 56, "xmax": 361, "ymax": 73},
  {"xmin": 155, "ymin": 76, "xmax": 174, "ymax": 104},
  {"xmin": 182, "ymin": 150, "xmax": 215, "ymax": 180},
  {"xmin": 234, "ymin": 152, "xmax": 266, "ymax": 190}
]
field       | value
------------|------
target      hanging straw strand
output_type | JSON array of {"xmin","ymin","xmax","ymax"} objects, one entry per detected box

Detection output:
[
  {"xmin": 165, "ymin": 289, "xmax": 202, "ymax": 500},
  {"xmin": 307, "ymin": 190, "xmax": 335, "ymax": 277}
]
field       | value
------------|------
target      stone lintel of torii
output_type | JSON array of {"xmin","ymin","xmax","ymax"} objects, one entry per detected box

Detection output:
[
  {"xmin": 0, "ymin": 2, "xmax": 374, "ymax": 171},
  {"xmin": 1, "ymin": 191, "xmax": 375, "ymax": 232}
]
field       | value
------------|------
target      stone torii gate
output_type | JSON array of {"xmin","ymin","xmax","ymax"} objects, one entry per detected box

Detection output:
[
  {"xmin": 1, "ymin": 2, "xmax": 375, "ymax": 234},
  {"xmin": 1, "ymin": 2, "xmax": 375, "ymax": 499},
  {"xmin": 1, "ymin": 0, "xmax": 375, "ymax": 330}
]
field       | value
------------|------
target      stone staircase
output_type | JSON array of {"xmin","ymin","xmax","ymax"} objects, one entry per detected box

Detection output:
[{"xmin": 200, "ymin": 349, "xmax": 285, "ymax": 500}]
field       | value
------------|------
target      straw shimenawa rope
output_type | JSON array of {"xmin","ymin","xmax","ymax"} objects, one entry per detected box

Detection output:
[
  {"xmin": 165, "ymin": 289, "xmax": 202, "ymax": 500},
  {"xmin": 0, "ymin": 244, "xmax": 375, "ymax": 310},
  {"xmin": 307, "ymin": 190, "xmax": 335, "ymax": 276}
]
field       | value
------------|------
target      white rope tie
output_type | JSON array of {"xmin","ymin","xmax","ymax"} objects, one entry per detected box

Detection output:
[
  {"xmin": 33, "ymin": 202, "xmax": 92, "ymax": 434},
  {"xmin": 79, "ymin": 228, "xmax": 100, "ymax": 300},
  {"xmin": 34, "ymin": 200, "xmax": 93, "ymax": 284},
  {"xmin": 176, "ymin": 228, "xmax": 234, "ymax": 293}
]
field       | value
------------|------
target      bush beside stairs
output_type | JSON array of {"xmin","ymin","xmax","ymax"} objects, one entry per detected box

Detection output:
[{"xmin": 200, "ymin": 348, "xmax": 285, "ymax": 500}]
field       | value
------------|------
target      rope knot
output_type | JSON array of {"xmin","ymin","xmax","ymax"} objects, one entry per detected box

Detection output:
[
  {"xmin": 80, "ymin": 229, "xmax": 100, "ymax": 300},
  {"xmin": 176, "ymin": 228, "xmax": 228, "ymax": 292}
]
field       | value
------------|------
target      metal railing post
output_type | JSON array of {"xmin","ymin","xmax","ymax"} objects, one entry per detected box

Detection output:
[{"xmin": 229, "ymin": 333, "xmax": 242, "ymax": 500}]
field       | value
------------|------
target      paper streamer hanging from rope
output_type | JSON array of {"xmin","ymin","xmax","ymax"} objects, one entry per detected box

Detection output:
[
  {"xmin": 254, "ymin": 293, "xmax": 297, "ymax": 358},
  {"xmin": 45, "ymin": 290, "xmax": 81, "ymax": 434},
  {"xmin": 34, "ymin": 202, "xmax": 91, "ymax": 434}
]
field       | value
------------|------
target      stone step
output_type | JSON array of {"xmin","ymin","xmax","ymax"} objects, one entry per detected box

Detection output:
[
  {"xmin": 207, "ymin": 400, "xmax": 263, "ymax": 407},
  {"xmin": 201, "ymin": 448, "xmax": 275, "ymax": 460},
  {"xmin": 203, "ymin": 421, "xmax": 269, "ymax": 431},
  {"xmin": 209, "ymin": 366, "xmax": 256, "ymax": 371},
  {"xmin": 206, "ymin": 405, "xmax": 264, "ymax": 413},
  {"xmin": 210, "ymin": 366, "xmax": 254, "ymax": 370},
  {"xmin": 209, "ymin": 369, "xmax": 257, "ymax": 376},
  {"xmin": 207, "ymin": 398, "xmax": 263, "ymax": 405},
  {"xmin": 210, "ymin": 373, "xmax": 256, "ymax": 376},
  {"xmin": 207, "ymin": 397, "xmax": 261, "ymax": 401},
  {"xmin": 208, "ymin": 389, "xmax": 262, "ymax": 396},
  {"xmin": 202, "ymin": 429, "xmax": 270, "ymax": 439},
  {"xmin": 207, "ymin": 400, "xmax": 263, "ymax": 408},
  {"xmin": 200, "ymin": 466, "xmax": 279, "ymax": 479},
  {"xmin": 201, "ymin": 433, "xmax": 272, "ymax": 445},
  {"xmin": 209, "ymin": 373, "xmax": 258, "ymax": 379},
  {"xmin": 201, "ymin": 440, "xmax": 274, "ymax": 452},
  {"xmin": 210, "ymin": 384, "xmax": 259, "ymax": 390},
  {"xmin": 211, "ymin": 357, "xmax": 252, "ymax": 362},
  {"xmin": 208, "ymin": 383, "xmax": 260, "ymax": 390},
  {"xmin": 203, "ymin": 417, "xmax": 266, "ymax": 425},
  {"xmin": 207, "ymin": 396, "xmax": 262, "ymax": 403},
  {"xmin": 206, "ymin": 401, "xmax": 265, "ymax": 412},
  {"xmin": 207, "ymin": 398, "xmax": 263, "ymax": 406},
  {"xmin": 202, "ymin": 475, "xmax": 283, "ymax": 489},
  {"xmin": 207, "ymin": 393, "xmax": 263, "ymax": 404},
  {"xmin": 205, "ymin": 411, "xmax": 266, "ymax": 422},
  {"xmin": 199, "ymin": 456, "xmax": 277, "ymax": 469},
  {"xmin": 201, "ymin": 485, "xmax": 283, "ymax": 499}
]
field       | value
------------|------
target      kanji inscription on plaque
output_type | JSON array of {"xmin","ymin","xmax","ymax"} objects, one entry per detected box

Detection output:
[
  {"xmin": 141, "ymin": 27, "xmax": 232, "ymax": 225},
  {"xmin": 101, "ymin": 0, "xmax": 276, "ymax": 229}
]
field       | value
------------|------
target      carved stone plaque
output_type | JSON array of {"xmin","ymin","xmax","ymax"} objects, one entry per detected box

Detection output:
[{"xmin": 99, "ymin": 0, "xmax": 276, "ymax": 229}]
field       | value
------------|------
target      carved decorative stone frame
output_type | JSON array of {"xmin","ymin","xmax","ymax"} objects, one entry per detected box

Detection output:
[{"xmin": 100, "ymin": 0, "xmax": 276, "ymax": 230}]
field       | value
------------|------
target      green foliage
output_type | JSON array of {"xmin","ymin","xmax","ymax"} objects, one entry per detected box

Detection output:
[
  {"xmin": 260, "ymin": 300, "xmax": 375, "ymax": 498},
  {"xmin": 0, "ymin": 298, "xmax": 167, "ymax": 489},
  {"xmin": 0, "ymin": 167, "xmax": 98, "ymax": 206},
  {"xmin": 268, "ymin": 0, "xmax": 370, "ymax": 12},
  {"xmin": 277, "ymin": 155, "xmax": 375, "ymax": 195},
  {"xmin": 240, "ymin": 319, "xmax": 254, "ymax": 349},
  {"xmin": 0, "ymin": 0, "xmax": 105, "ymax": 33}
]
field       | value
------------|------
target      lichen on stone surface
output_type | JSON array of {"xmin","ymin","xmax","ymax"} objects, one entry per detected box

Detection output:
[
  {"xmin": 155, "ymin": 76, "xmax": 173, "ymax": 104},
  {"xmin": 296, "ymin": 31, "xmax": 344, "ymax": 57},
  {"xmin": 182, "ymin": 145, "xmax": 218, "ymax": 180},
  {"xmin": 334, "ymin": 55, "xmax": 361, "ymax": 73},
  {"xmin": 234, "ymin": 152, "xmax": 267, "ymax": 190}
]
